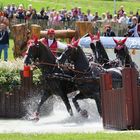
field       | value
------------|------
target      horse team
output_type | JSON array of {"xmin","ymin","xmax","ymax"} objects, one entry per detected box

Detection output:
[{"xmin": 24, "ymin": 33, "xmax": 139, "ymax": 121}]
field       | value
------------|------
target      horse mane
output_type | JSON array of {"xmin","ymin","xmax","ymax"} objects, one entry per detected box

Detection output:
[
  {"xmin": 96, "ymin": 40, "xmax": 109, "ymax": 63},
  {"xmin": 73, "ymin": 46, "xmax": 90, "ymax": 72}
]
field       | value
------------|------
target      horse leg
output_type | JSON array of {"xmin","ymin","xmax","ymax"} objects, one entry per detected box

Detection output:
[
  {"xmin": 33, "ymin": 92, "xmax": 51, "ymax": 121},
  {"xmin": 61, "ymin": 95, "xmax": 73, "ymax": 116},
  {"xmin": 94, "ymin": 96, "xmax": 102, "ymax": 117},
  {"xmin": 72, "ymin": 94, "xmax": 89, "ymax": 118}
]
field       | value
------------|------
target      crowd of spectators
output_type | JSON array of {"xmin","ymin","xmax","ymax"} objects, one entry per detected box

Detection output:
[
  {"xmin": 0, "ymin": 3, "xmax": 140, "ymax": 37},
  {"xmin": 0, "ymin": 3, "xmax": 140, "ymax": 61}
]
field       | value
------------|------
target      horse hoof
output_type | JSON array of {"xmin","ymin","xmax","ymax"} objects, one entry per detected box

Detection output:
[
  {"xmin": 80, "ymin": 110, "xmax": 88, "ymax": 118},
  {"xmin": 69, "ymin": 109, "xmax": 73, "ymax": 116},
  {"xmin": 33, "ymin": 117, "xmax": 40, "ymax": 122},
  {"xmin": 30, "ymin": 112, "xmax": 40, "ymax": 122},
  {"xmin": 28, "ymin": 116, "xmax": 40, "ymax": 122}
]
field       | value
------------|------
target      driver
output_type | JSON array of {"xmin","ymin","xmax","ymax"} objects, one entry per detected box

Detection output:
[{"xmin": 39, "ymin": 28, "xmax": 68, "ymax": 56}]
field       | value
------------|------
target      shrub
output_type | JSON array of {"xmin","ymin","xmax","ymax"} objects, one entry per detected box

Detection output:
[{"xmin": 0, "ymin": 59, "xmax": 41, "ymax": 92}]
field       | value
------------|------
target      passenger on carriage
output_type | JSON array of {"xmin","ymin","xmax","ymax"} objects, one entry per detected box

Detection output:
[{"xmin": 39, "ymin": 28, "xmax": 68, "ymax": 57}]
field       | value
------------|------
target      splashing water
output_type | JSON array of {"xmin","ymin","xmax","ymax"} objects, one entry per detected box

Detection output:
[{"xmin": 0, "ymin": 94, "xmax": 103, "ymax": 133}]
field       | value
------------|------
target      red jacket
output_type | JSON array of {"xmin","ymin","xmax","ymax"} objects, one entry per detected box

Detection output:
[{"xmin": 40, "ymin": 38, "xmax": 58, "ymax": 56}]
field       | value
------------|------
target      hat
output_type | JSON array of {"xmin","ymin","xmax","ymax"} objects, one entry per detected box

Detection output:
[{"xmin": 47, "ymin": 28, "xmax": 55, "ymax": 35}]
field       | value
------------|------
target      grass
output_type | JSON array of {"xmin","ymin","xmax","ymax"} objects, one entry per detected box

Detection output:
[
  {"xmin": 0, "ymin": 0, "xmax": 140, "ymax": 15},
  {"xmin": 0, "ymin": 132, "xmax": 140, "ymax": 140},
  {"xmin": 0, "ymin": 39, "xmax": 15, "ymax": 61}
]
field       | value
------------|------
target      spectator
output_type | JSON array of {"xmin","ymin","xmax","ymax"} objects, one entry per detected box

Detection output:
[
  {"xmin": 79, "ymin": 12, "xmax": 84, "ymax": 21},
  {"xmin": 93, "ymin": 11, "xmax": 101, "ymax": 21},
  {"xmin": 103, "ymin": 25, "xmax": 116, "ymax": 37},
  {"xmin": 40, "ymin": 7, "xmax": 45, "ymax": 19},
  {"xmin": 17, "ymin": 4, "xmax": 25, "ymax": 20},
  {"xmin": 119, "ymin": 12, "xmax": 129, "ymax": 25},
  {"xmin": 30, "ymin": 9, "xmax": 38, "ymax": 20},
  {"xmin": 10, "ymin": 3, "xmax": 17, "ymax": 14},
  {"xmin": 111, "ymin": 14, "xmax": 119, "ymax": 23},
  {"xmin": 117, "ymin": 5, "xmax": 125, "ymax": 18},
  {"xmin": 128, "ymin": 14, "xmax": 133, "ymax": 25},
  {"xmin": 101, "ymin": 13, "xmax": 106, "ymax": 22},
  {"xmin": 72, "ymin": 7, "xmax": 78, "ymax": 19},
  {"xmin": 61, "ymin": 13, "xmax": 70, "ymax": 22},
  {"xmin": 128, "ymin": 16, "xmax": 140, "ymax": 37},
  {"xmin": 87, "ymin": 9, "xmax": 93, "ymax": 21},
  {"xmin": 0, "ymin": 15, "xmax": 9, "ymax": 27},
  {"xmin": 83, "ymin": 14, "xmax": 88, "ymax": 21},
  {"xmin": 78, "ymin": 7, "xmax": 82, "ymax": 16},
  {"xmin": 104, "ymin": 12, "xmax": 112, "ymax": 23},
  {"xmin": 10, "ymin": 13, "xmax": 18, "ymax": 26},
  {"xmin": 28, "ymin": 4, "xmax": 33, "ymax": 13},
  {"xmin": 53, "ymin": 12, "xmax": 61, "ymax": 23},
  {"xmin": 0, "ymin": 23, "xmax": 10, "ymax": 61}
]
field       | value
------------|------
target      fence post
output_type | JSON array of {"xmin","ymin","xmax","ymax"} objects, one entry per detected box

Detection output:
[
  {"xmin": 130, "ymin": 68, "xmax": 140, "ymax": 129},
  {"xmin": 100, "ymin": 72, "xmax": 112, "ymax": 128}
]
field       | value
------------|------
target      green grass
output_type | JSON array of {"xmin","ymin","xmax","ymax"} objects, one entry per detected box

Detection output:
[
  {"xmin": 0, "ymin": 39, "xmax": 14, "ymax": 61},
  {"xmin": 9, "ymin": 39, "xmax": 14, "ymax": 60},
  {"xmin": 0, "ymin": 0, "xmax": 140, "ymax": 15},
  {"xmin": 0, "ymin": 132, "xmax": 140, "ymax": 140}
]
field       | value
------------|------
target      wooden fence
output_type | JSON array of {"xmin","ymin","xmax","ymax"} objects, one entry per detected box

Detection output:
[
  {"xmin": 100, "ymin": 68, "xmax": 140, "ymax": 130},
  {"xmin": 10, "ymin": 19, "xmax": 128, "ymax": 36},
  {"xmin": 0, "ymin": 71, "xmax": 33, "ymax": 118}
]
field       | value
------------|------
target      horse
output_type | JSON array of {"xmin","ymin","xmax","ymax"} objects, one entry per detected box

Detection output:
[
  {"xmin": 24, "ymin": 40, "xmax": 78, "ymax": 121},
  {"xmin": 59, "ymin": 43, "xmax": 122, "ymax": 117},
  {"xmin": 89, "ymin": 33, "xmax": 119, "ymax": 68},
  {"xmin": 113, "ymin": 37, "xmax": 137, "ymax": 68}
]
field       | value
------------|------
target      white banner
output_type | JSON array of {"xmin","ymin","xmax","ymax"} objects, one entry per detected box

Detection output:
[{"xmin": 79, "ymin": 37, "xmax": 140, "ymax": 49}]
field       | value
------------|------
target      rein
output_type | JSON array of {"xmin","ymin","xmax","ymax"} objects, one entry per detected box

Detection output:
[{"xmin": 33, "ymin": 61, "xmax": 92, "ymax": 75}]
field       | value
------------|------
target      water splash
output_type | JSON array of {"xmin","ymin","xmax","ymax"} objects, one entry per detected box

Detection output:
[{"xmin": 0, "ymin": 94, "xmax": 103, "ymax": 133}]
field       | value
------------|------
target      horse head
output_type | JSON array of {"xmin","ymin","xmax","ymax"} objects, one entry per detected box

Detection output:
[
  {"xmin": 24, "ymin": 37, "xmax": 56, "ymax": 71},
  {"xmin": 89, "ymin": 32, "xmax": 109, "ymax": 67},
  {"xmin": 113, "ymin": 37, "xmax": 131, "ymax": 66},
  {"xmin": 60, "ymin": 38, "xmax": 90, "ymax": 73},
  {"xmin": 24, "ymin": 37, "xmax": 40, "ymax": 65}
]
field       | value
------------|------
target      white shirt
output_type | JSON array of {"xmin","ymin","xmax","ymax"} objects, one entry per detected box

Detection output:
[
  {"xmin": 48, "ymin": 39, "xmax": 68, "ymax": 50},
  {"xmin": 119, "ymin": 16, "xmax": 129, "ymax": 25},
  {"xmin": 87, "ymin": 14, "xmax": 93, "ymax": 21},
  {"xmin": 132, "ymin": 24, "xmax": 139, "ymax": 37},
  {"xmin": 48, "ymin": 39, "xmax": 54, "ymax": 47},
  {"xmin": 57, "ymin": 41, "xmax": 68, "ymax": 50}
]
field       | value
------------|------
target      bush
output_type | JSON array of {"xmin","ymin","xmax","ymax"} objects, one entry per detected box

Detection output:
[{"xmin": 0, "ymin": 59, "xmax": 41, "ymax": 92}]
